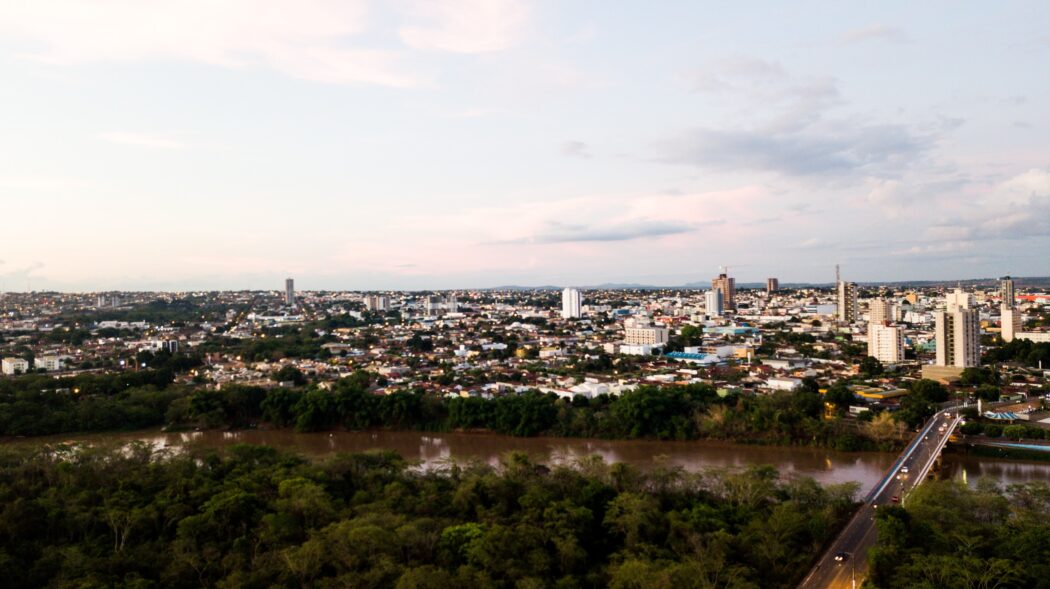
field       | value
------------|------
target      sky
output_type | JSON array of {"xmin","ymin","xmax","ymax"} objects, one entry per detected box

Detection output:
[{"xmin": 1, "ymin": 1, "xmax": 1049, "ymax": 292}]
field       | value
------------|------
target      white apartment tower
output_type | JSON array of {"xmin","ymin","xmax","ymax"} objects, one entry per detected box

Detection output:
[
  {"xmin": 1001, "ymin": 307, "xmax": 1022, "ymax": 343},
  {"xmin": 945, "ymin": 287, "xmax": 973, "ymax": 312},
  {"xmin": 837, "ymin": 281, "xmax": 859, "ymax": 323},
  {"xmin": 561, "ymin": 288, "xmax": 582, "ymax": 319},
  {"xmin": 704, "ymin": 289, "xmax": 723, "ymax": 318},
  {"xmin": 935, "ymin": 301, "xmax": 981, "ymax": 368},
  {"xmin": 867, "ymin": 323, "xmax": 904, "ymax": 364}
]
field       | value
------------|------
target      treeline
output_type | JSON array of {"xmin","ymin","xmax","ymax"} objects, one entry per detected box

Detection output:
[
  {"xmin": 869, "ymin": 480, "xmax": 1050, "ymax": 588},
  {"xmin": 0, "ymin": 370, "xmax": 181, "ymax": 436},
  {"xmin": 0, "ymin": 444, "xmax": 859, "ymax": 588},
  {"xmin": 164, "ymin": 381, "xmax": 883, "ymax": 451},
  {"xmin": 1, "ymin": 369, "xmax": 895, "ymax": 450},
  {"xmin": 984, "ymin": 338, "xmax": 1050, "ymax": 367}
]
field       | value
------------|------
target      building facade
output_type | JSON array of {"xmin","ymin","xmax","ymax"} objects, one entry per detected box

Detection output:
[
  {"xmin": 1001, "ymin": 276, "xmax": 1016, "ymax": 309},
  {"xmin": 867, "ymin": 323, "xmax": 904, "ymax": 364},
  {"xmin": 285, "ymin": 278, "xmax": 295, "ymax": 306},
  {"xmin": 624, "ymin": 326, "xmax": 670, "ymax": 346},
  {"xmin": 935, "ymin": 308, "xmax": 981, "ymax": 368},
  {"xmin": 766, "ymin": 278, "xmax": 779, "ymax": 294},
  {"xmin": 561, "ymin": 288, "xmax": 582, "ymax": 319},
  {"xmin": 1, "ymin": 357, "xmax": 29, "ymax": 375},
  {"xmin": 712, "ymin": 272, "xmax": 736, "ymax": 311},
  {"xmin": 704, "ymin": 289, "xmax": 723, "ymax": 318},
  {"xmin": 945, "ymin": 287, "xmax": 973, "ymax": 312},
  {"xmin": 837, "ymin": 281, "xmax": 859, "ymax": 323},
  {"xmin": 1001, "ymin": 307, "xmax": 1022, "ymax": 342},
  {"xmin": 868, "ymin": 299, "xmax": 897, "ymax": 325},
  {"xmin": 364, "ymin": 295, "xmax": 390, "ymax": 312}
]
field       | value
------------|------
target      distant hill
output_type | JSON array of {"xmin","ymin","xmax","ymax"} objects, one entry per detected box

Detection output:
[{"xmin": 484, "ymin": 276, "xmax": 1050, "ymax": 291}]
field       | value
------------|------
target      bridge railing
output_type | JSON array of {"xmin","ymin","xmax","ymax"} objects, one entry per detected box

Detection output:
[
  {"xmin": 864, "ymin": 407, "xmax": 958, "ymax": 503},
  {"xmin": 908, "ymin": 416, "xmax": 961, "ymax": 496}
]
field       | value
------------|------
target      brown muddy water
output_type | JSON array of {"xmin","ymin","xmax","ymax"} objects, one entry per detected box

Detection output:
[{"xmin": 7, "ymin": 429, "xmax": 1049, "ymax": 495}]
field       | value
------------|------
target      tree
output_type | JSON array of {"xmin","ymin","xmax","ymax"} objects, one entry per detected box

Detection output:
[
  {"xmin": 908, "ymin": 379, "xmax": 949, "ymax": 403},
  {"xmin": 824, "ymin": 382, "xmax": 856, "ymax": 412},
  {"xmin": 859, "ymin": 356, "xmax": 883, "ymax": 378},
  {"xmin": 273, "ymin": 365, "xmax": 307, "ymax": 385},
  {"xmin": 1002, "ymin": 424, "xmax": 1027, "ymax": 441}
]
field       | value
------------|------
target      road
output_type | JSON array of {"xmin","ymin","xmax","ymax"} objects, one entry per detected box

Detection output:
[{"xmin": 799, "ymin": 408, "xmax": 962, "ymax": 589}]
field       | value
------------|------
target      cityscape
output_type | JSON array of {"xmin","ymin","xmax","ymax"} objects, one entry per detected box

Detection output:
[{"xmin": 2, "ymin": 2, "xmax": 1050, "ymax": 589}]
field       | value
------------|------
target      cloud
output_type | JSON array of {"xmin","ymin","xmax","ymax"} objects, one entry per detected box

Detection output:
[
  {"xmin": 399, "ymin": 0, "xmax": 528, "ymax": 53},
  {"xmin": 691, "ymin": 57, "xmax": 786, "ymax": 93},
  {"xmin": 839, "ymin": 24, "xmax": 909, "ymax": 45},
  {"xmin": 669, "ymin": 60, "xmax": 940, "ymax": 178},
  {"xmin": 689, "ymin": 57, "xmax": 841, "ymax": 130},
  {"xmin": 100, "ymin": 132, "xmax": 184, "ymax": 149},
  {"xmin": 922, "ymin": 168, "xmax": 1050, "ymax": 241},
  {"xmin": 0, "ymin": 1, "xmax": 420, "ymax": 87},
  {"xmin": 660, "ymin": 121, "xmax": 929, "ymax": 177},
  {"xmin": 560, "ymin": 140, "xmax": 591, "ymax": 158},
  {"xmin": 503, "ymin": 219, "xmax": 696, "ymax": 244}
]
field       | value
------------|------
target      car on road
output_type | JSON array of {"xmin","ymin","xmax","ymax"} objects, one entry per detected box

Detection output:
[
  {"xmin": 834, "ymin": 552, "xmax": 850, "ymax": 563},
  {"xmin": 891, "ymin": 495, "xmax": 900, "ymax": 503},
  {"xmin": 901, "ymin": 465, "xmax": 909, "ymax": 474}
]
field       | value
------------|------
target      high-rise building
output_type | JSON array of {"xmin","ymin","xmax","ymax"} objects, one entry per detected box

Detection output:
[
  {"xmin": 704, "ymin": 289, "xmax": 723, "ymax": 317},
  {"xmin": 935, "ymin": 306, "xmax": 981, "ymax": 368},
  {"xmin": 867, "ymin": 323, "xmax": 904, "ymax": 364},
  {"xmin": 837, "ymin": 281, "xmax": 859, "ymax": 323},
  {"xmin": 561, "ymin": 288, "xmax": 582, "ymax": 319},
  {"xmin": 712, "ymin": 271, "xmax": 736, "ymax": 311},
  {"xmin": 766, "ymin": 278, "xmax": 779, "ymax": 294},
  {"xmin": 1001, "ymin": 307, "xmax": 1022, "ymax": 342},
  {"xmin": 424, "ymin": 295, "xmax": 438, "ymax": 317},
  {"xmin": 364, "ymin": 295, "xmax": 390, "ymax": 312},
  {"xmin": 945, "ymin": 287, "xmax": 973, "ymax": 312},
  {"xmin": 285, "ymin": 278, "xmax": 295, "ymax": 306},
  {"xmin": 868, "ymin": 299, "xmax": 896, "ymax": 325},
  {"xmin": 446, "ymin": 292, "xmax": 458, "ymax": 314},
  {"xmin": 1000, "ymin": 276, "xmax": 1016, "ymax": 310}
]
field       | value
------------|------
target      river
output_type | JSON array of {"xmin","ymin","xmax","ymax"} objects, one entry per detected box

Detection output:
[{"xmin": 8, "ymin": 428, "xmax": 1049, "ymax": 496}]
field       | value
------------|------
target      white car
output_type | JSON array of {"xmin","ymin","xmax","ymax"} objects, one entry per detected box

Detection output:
[{"xmin": 900, "ymin": 466, "xmax": 909, "ymax": 474}]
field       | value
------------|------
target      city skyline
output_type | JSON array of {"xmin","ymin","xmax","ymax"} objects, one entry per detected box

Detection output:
[{"xmin": 2, "ymin": 1, "xmax": 1049, "ymax": 291}]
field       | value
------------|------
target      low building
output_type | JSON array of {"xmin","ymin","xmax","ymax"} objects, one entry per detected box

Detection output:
[
  {"xmin": 1, "ymin": 357, "xmax": 29, "ymax": 375},
  {"xmin": 34, "ymin": 355, "xmax": 66, "ymax": 371},
  {"xmin": 766, "ymin": 377, "xmax": 802, "ymax": 391},
  {"xmin": 624, "ymin": 325, "xmax": 669, "ymax": 345}
]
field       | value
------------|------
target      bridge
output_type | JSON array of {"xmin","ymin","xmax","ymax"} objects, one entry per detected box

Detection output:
[{"xmin": 799, "ymin": 407, "xmax": 964, "ymax": 589}]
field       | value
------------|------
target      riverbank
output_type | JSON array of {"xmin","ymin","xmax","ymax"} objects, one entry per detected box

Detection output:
[
  {"xmin": 2, "ymin": 426, "xmax": 899, "ymax": 492},
  {"xmin": 948, "ymin": 440, "xmax": 1050, "ymax": 463}
]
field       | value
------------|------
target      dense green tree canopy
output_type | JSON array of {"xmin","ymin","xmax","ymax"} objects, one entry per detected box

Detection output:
[{"xmin": 0, "ymin": 444, "xmax": 859, "ymax": 589}]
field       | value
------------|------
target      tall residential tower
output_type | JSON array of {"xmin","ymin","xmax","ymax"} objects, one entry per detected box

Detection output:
[
  {"xmin": 561, "ymin": 288, "xmax": 582, "ymax": 319},
  {"xmin": 935, "ymin": 290, "xmax": 981, "ymax": 368},
  {"xmin": 285, "ymin": 278, "xmax": 295, "ymax": 306},
  {"xmin": 836, "ymin": 281, "xmax": 858, "ymax": 323},
  {"xmin": 712, "ymin": 269, "xmax": 736, "ymax": 311}
]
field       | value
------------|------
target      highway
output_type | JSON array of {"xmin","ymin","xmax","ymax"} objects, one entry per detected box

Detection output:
[{"xmin": 798, "ymin": 408, "xmax": 962, "ymax": 589}]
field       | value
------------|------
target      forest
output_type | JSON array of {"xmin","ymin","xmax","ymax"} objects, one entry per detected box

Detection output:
[
  {"xmin": 0, "ymin": 369, "xmax": 908, "ymax": 451},
  {"xmin": 868, "ymin": 479, "xmax": 1050, "ymax": 588},
  {"xmin": 0, "ymin": 443, "xmax": 859, "ymax": 589}
]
